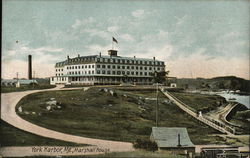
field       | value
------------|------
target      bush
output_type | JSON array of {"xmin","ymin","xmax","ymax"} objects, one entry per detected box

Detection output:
[{"xmin": 133, "ymin": 139, "xmax": 158, "ymax": 151}]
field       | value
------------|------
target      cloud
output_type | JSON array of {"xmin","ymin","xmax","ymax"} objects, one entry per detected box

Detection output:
[
  {"xmin": 1, "ymin": 59, "xmax": 54, "ymax": 79},
  {"xmin": 132, "ymin": 9, "xmax": 144, "ymax": 18},
  {"xmin": 71, "ymin": 17, "xmax": 95, "ymax": 29},
  {"xmin": 72, "ymin": 19, "xmax": 81, "ymax": 29},
  {"xmin": 85, "ymin": 44, "xmax": 111, "ymax": 54},
  {"xmin": 2, "ymin": 44, "xmax": 64, "ymax": 64},
  {"xmin": 107, "ymin": 26, "xmax": 120, "ymax": 33},
  {"xmin": 80, "ymin": 28, "xmax": 110, "ymax": 40},
  {"xmin": 167, "ymin": 52, "xmax": 249, "ymax": 79},
  {"xmin": 120, "ymin": 34, "xmax": 135, "ymax": 42}
]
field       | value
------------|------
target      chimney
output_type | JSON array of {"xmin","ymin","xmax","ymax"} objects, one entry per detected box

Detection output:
[
  {"xmin": 177, "ymin": 133, "xmax": 181, "ymax": 147},
  {"xmin": 134, "ymin": 56, "xmax": 136, "ymax": 58},
  {"xmin": 153, "ymin": 57, "xmax": 155, "ymax": 61},
  {"xmin": 99, "ymin": 52, "xmax": 102, "ymax": 57},
  {"xmin": 28, "ymin": 55, "xmax": 32, "ymax": 79},
  {"xmin": 78, "ymin": 54, "xmax": 80, "ymax": 57},
  {"xmin": 67, "ymin": 55, "xmax": 69, "ymax": 60}
]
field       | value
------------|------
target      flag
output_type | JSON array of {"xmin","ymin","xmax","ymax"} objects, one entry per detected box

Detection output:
[{"xmin": 112, "ymin": 37, "xmax": 118, "ymax": 44}]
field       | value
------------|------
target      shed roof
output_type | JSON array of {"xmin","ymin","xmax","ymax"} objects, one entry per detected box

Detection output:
[
  {"xmin": 17, "ymin": 79, "xmax": 38, "ymax": 84},
  {"xmin": 151, "ymin": 127, "xmax": 194, "ymax": 148},
  {"xmin": 1, "ymin": 79, "xmax": 18, "ymax": 83}
]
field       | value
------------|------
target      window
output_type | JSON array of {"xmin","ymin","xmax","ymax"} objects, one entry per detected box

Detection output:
[
  {"xmin": 131, "ymin": 66, "xmax": 134, "ymax": 69},
  {"xmin": 149, "ymin": 67, "xmax": 152, "ymax": 70},
  {"xmin": 157, "ymin": 67, "xmax": 160, "ymax": 71},
  {"xmin": 85, "ymin": 65, "xmax": 87, "ymax": 68},
  {"xmin": 140, "ymin": 61, "xmax": 143, "ymax": 64},
  {"xmin": 97, "ymin": 65, "xmax": 100, "ymax": 68},
  {"xmin": 140, "ymin": 72, "xmax": 143, "ymax": 75},
  {"xmin": 149, "ymin": 61, "xmax": 152, "ymax": 65},
  {"xmin": 92, "ymin": 70, "xmax": 94, "ymax": 74},
  {"xmin": 136, "ymin": 61, "xmax": 138, "ymax": 64},
  {"xmin": 89, "ymin": 65, "xmax": 91, "ymax": 68},
  {"xmin": 136, "ymin": 72, "xmax": 138, "ymax": 75},
  {"xmin": 117, "ymin": 65, "xmax": 120, "ymax": 69},
  {"xmin": 118, "ymin": 59, "xmax": 120, "ymax": 63},
  {"xmin": 117, "ymin": 71, "xmax": 121, "ymax": 75},
  {"xmin": 92, "ymin": 65, "xmax": 94, "ymax": 68},
  {"xmin": 140, "ymin": 67, "xmax": 143, "ymax": 70},
  {"xmin": 89, "ymin": 70, "xmax": 91, "ymax": 74},
  {"xmin": 112, "ymin": 65, "xmax": 116, "ymax": 69},
  {"xmin": 108, "ymin": 59, "xmax": 110, "ymax": 63},
  {"xmin": 144, "ymin": 67, "xmax": 147, "ymax": 70},
  {"xmin": 75, "ymin": 66, "xmax": 77, "ymax": 69},
  {"xmin": 51, "ymin": 78, "xmax": 54, "ymax": 81},
  {"xmin": 78, "ymin": 66, "xmax": 80, "ymax": 69},
  {"xmin": 97, "ymin": 70, "xmax": 100, "ymax": 74},
  {"xmin": 122, "ymin": 71, "xmax": 125, "ymax": 75},
  {"xmin": 122, "ymin": 66, "xmax": 125, "ymax": 69},
  {"xmin": 56, "ymin": 69, "xmax": 57, "ymax": 72},
  {"xmin": 82, "ymin": 66, "xmax": 84, "ymax": 69},
  {"xmin": 122, "ymin": 59, "xmax": 125, "ymax": 63},
  {"xmin": 127, "ymin": 71, "xmax": 130, "ymax": 75},
  {"xmin": 102, "ymin": 70, "xmax": 106, "ymax": 74},
  {"xmin": 107, "ymin": 65, "xmax": 111, "ymax": 69},
  {"xmin": 131, "ymin": 72, "xmax": 134, "ymax": 75},
  {"xmin": 112, "ymin": 71, "xmax": 116, "ymax": 75},
  {"xmin": 136, "ymin": 66, "xmax": 138, "ymax": 70},
  {"xmin": 102, "ymin": 65, "xmax": 106, "ymax": 68},
  {"xmin": 107, "ymin": 70, "xmax": 110, "ymax": 74},
  {"xmin": 78, "ymin": 71, "xmax": 80, "ymax": 74},
  {"xmin": 127, "ymin": 66, "xmax": 130, "ymax": 69},
  {"xmin": 127, "ymin": 60, "xmax": 130, "ymax": 63},
  {"xmin": 144, "ymin": 72, "xmax": 147, "ymax": 76}
]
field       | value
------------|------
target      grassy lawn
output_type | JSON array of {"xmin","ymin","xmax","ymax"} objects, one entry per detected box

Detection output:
[
  {"xmin": 88, "ymin": 150, "xmax": 185, "ymax": 158},
  {"xmin": 16, "ymin": 88, "xmax": 225, "ymax": 145},
  {"xmin": 0, "ymin": 120, "xmax": 87, "ymax": 146},
  {"xmin": 3, "ymin": 151, "xmax": 185, "ymax": 158},
  {"xmin": 1, "ymin": 84, "xmax": 56, "ymax": 93},
  {"xmin": 228, "ymin": 108, "xmax": 250, "ymax": 134},
  {"xmin": 171, "ymin": 92, "xmax": 227, "ymax": 113}
]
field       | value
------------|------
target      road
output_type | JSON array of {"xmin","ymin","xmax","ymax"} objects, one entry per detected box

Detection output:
[{"xmin": 0, "ymin": 86, "xmax": 134, "ymax": 157}]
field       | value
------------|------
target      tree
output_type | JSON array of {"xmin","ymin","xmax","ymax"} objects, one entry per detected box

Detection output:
[{"xmin": 150, "ymin": 70, "xmax": 169, "ymax": 84}]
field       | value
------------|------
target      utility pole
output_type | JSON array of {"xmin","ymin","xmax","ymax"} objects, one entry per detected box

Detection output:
[{"xmin": 156, "ymin": 82, "xmax": 159, "ymax": 127}]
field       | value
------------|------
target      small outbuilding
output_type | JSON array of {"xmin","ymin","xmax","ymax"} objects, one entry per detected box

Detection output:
[
  {"xmin": 16, "ymin": 79, "xmax": 38, "ymax": 87},
  {"xmin": 150, "ymin": 127, "xmax": 195, "ymax": 158}
]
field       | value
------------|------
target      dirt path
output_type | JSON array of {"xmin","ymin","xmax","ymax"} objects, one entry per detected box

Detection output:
[{"xmin": 1, "ymin": 86, "xmax": 134, "ymax": 157}]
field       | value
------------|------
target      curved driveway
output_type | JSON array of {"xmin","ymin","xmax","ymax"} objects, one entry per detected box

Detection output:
[{"xmin": 1, "ymin": 86, "xmax": 134, "ymax": 156}]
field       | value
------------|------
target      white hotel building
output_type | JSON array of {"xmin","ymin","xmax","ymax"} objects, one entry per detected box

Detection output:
[{"xmin": 50, "ymin": 50, "xmax": 165, "ymax": 85}]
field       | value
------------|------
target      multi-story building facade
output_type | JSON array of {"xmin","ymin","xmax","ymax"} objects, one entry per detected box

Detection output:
[{"xmin": 50, "ymin": 50, "xmax": 165, "ymax": 85}]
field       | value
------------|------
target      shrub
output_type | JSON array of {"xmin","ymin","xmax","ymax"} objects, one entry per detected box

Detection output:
[{"xmin": 133, "ymin": 139, "xmax": 158, "ymax": 151}]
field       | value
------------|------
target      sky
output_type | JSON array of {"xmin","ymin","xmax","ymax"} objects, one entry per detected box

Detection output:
[{"xmin": 2, "ymin": 0, "xmax": 249, "ymax": 79}]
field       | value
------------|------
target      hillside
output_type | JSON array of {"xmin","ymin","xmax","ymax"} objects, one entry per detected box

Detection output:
[{"xmin": 176, "ymin": 76, "xmax": 250, "ymax": 93}]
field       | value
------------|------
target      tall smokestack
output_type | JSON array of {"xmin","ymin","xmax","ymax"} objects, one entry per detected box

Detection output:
[{"xmin": 28, "ymin": 55, "xmax": 32, "ymax": 79}]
